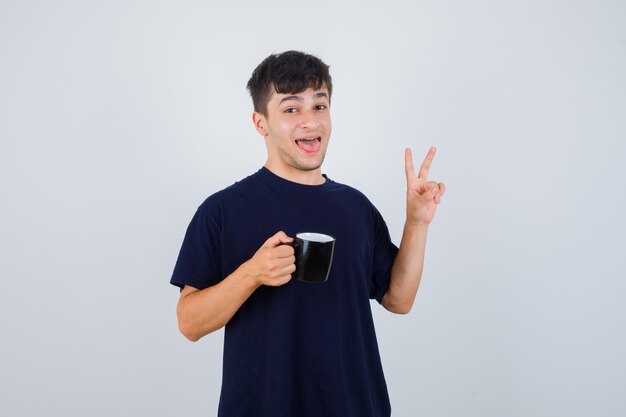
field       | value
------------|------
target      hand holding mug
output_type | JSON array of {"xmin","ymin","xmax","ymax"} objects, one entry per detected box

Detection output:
[{"xmin": 246, "ymin": 231, "xmax": 296, "ymax": 287}]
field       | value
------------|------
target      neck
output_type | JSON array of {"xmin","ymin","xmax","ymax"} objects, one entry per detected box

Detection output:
[{"xmin": 264, "ymin": 162, "xmax": 326, "ymax": 185}]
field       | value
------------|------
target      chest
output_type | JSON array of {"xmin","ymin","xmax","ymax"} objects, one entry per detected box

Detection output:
[{"xmin": 220, "ymin": 192, "xmax": 374, "ymax": 282}]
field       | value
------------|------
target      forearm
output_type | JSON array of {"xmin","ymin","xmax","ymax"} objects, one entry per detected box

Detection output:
[
  {"xmin": 382, "ymin": 221, "xmax": 429, "ymax": 314},
  {"xmin": 176, "ymin": 261, "xmax": 260, "ymax": 341}
]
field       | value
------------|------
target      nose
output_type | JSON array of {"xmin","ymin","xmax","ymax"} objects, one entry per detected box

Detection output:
[{"xmin": 297, "ymin": 109, "xmax": 321, "ymax": 130}]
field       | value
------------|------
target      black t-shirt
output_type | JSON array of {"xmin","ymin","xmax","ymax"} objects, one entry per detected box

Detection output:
[{"xmin": 171, "ymin": 167, "xmax": 399, "ymax": 417}]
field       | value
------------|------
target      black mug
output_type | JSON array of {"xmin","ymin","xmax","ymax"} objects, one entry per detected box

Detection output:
[{"xmin": 290, "ymin": 232, "xmax": 336, "ymax": 283}]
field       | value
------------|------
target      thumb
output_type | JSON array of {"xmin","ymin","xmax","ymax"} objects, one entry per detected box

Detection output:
[{"xmin": 263, "ymin": 231, "xmax": 293, "ymax": 248}]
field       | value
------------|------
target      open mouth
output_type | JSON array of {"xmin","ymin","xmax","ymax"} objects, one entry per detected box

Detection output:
[{"xmin": 295, "ymin": 136, "xmax": 321, "ymax": 153}]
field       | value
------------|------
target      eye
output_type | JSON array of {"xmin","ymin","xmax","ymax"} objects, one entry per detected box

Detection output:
[
  {"xmin": 315, "ymin": 104, "xmax": 327, "ymax": 110},
  {"xmin": 284, "ymin": 107, "xmax": 298, "ymax": 113}
]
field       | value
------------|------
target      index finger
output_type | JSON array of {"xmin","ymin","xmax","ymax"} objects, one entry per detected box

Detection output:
[
  {"xmin": 405, "ymin": 148, "xmax": 416, "ymax": 181},
  {"xmin": 275, "ymin": 244, "xmax": 295, "ymax": 257},
  {"xmin": 418, "ymin": 146, "xmax": 436, "ymax": 179}
]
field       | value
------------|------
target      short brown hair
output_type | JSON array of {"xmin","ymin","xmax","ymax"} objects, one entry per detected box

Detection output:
[{"xmin": 247, "ymin": 50, "xmax": 333, "ymax": 116}]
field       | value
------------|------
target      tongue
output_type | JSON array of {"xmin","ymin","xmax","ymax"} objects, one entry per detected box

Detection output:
[{"xmin": 297, "ymin": 139, "xmax": 320, "ymax": 153}]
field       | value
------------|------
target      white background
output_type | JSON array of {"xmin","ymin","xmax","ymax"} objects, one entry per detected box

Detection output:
[{"xmin": 1, "ymin": 1, "xmax": 625, "ymax": 416}]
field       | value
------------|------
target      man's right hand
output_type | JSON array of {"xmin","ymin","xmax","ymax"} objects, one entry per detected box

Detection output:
[
  {"xmin": 243, "ymin": 231, "xmax": 295, "ymax": 287},
  {"xmin": 177, "ymin": 231, "xmax": 296, "ymax": 341}
]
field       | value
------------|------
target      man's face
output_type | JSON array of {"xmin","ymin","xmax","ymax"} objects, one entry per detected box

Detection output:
[{"xmin": 255, "ymin": 86, "xmax": 332, "ymax": 175}]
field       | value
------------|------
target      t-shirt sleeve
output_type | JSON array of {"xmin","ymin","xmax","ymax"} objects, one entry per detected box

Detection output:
[
  {"xmin": 369, "ymin": 207, "xmax": 399, "ymax": 304},
  {"xmin": 170, "ymin": 200, "xmax": 223, "ymax": 291}
]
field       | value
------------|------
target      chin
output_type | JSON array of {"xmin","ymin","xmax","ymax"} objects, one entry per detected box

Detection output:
[
  {"xmin": 279, "ymin": 148, "xmax": 326, "ymax": 172},
  {"xmin": 293, "ymin": 162, "xmax": 322, "ymax": 172},
  {"xmin": 297, "ymin": 156, "xmax": 326, "ymax": 171}
]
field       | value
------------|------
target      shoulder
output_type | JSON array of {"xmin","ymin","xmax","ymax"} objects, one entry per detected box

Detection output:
[
  {"xmin": 326, "ymin": 177, "xmax": 376, "ymax": 207},
  {"xmin": 195, "ymin": 171, "xmax": 259, "ymax": 215},
  {"xmin": 322, "ymin": 177, "xmax": 387, "ymax": 227}
]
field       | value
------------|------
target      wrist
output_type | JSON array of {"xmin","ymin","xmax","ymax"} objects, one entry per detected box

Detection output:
[
  {"xmin": 405, "ymin": 218, "xmax": 430, "ymax": 231},
  {"xmin": 238, "ymin": 260, "xmax": 263, "ymax": 290}
]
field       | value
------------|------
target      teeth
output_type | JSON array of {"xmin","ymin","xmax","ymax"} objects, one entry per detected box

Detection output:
[{"xmin": 297, "ymin": 137, "xmax": 318, "ymax": 141}]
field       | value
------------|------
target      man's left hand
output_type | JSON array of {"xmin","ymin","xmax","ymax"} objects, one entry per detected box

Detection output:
[{"xmin": 405, "ymin": 147, "xmax": 445, "ymax": 225}]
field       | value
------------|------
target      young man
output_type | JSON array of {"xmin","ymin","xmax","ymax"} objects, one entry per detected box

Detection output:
[{"xmin": 171, "ymin": 50, "xmax": 445, "ymax": 417}]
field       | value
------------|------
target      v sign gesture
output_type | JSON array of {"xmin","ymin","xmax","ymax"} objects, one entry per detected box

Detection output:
[
  {"xmin": 381, "ymin": 147, "xmax": 445, "ymax": 314},
  {"xmin": 405, "ymin": 147, "xmax": 445, "ymax": 225}
]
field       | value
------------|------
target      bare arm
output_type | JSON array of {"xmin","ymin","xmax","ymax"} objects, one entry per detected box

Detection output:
[
  {"xmin": 176, "ymin": 231, "xmax": 295, "ymax": 341},
  {"xmin": 382, "ymin": 147, "xmax": 445, "ymax": 314},
  {"xmin": 382, "ymin": 221, "xmax": 429, "ymax": 314}
]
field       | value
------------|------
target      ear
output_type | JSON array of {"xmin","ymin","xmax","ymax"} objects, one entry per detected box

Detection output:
[{"xmin": 252, "ymin": 112, "xmax": 268, "ymax": 136}]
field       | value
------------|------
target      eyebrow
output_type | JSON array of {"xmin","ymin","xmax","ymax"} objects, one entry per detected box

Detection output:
[{"xmin": 279, "ymin": 92, "xmax": 328, "ymax": 104}]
